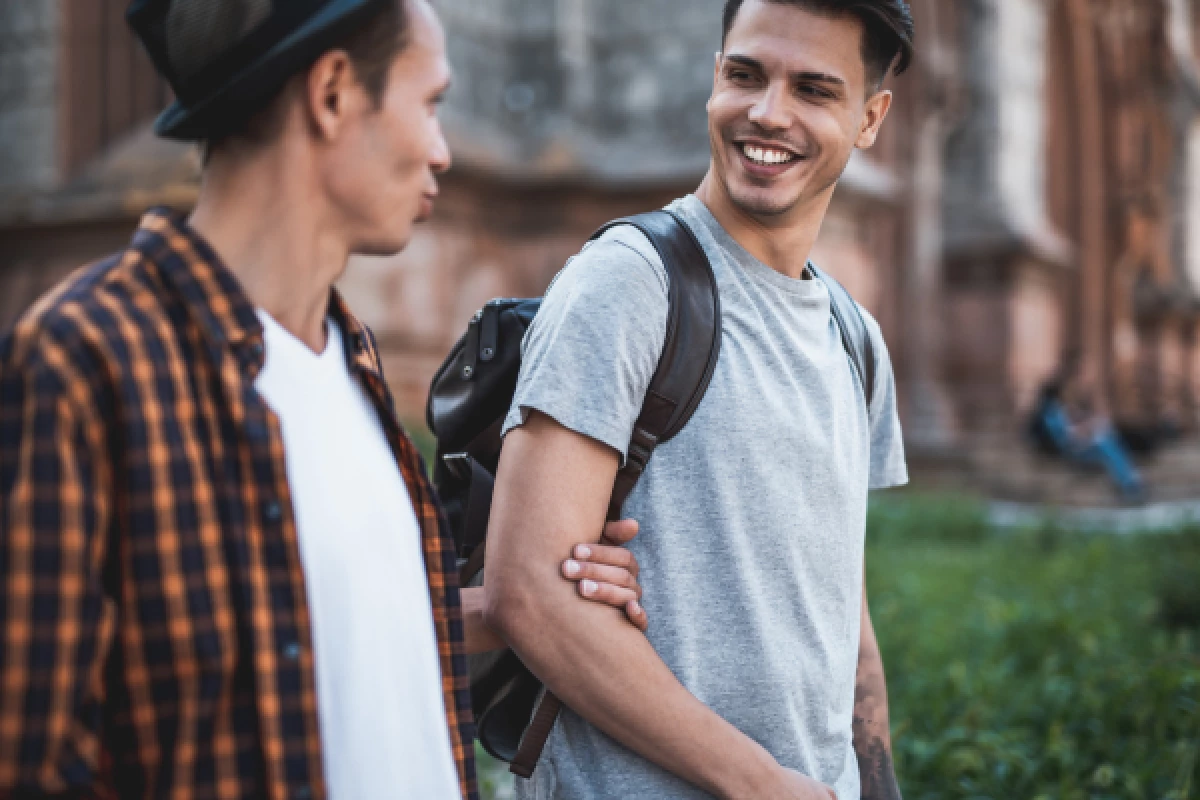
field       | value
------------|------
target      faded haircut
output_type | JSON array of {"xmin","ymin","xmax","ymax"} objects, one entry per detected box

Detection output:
[{"xmin": 721, "ymin": 0, "xmax": 915, "ymax": 89}]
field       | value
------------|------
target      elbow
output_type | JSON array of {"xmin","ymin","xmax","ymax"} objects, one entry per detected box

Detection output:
[{"xmin": 482, "ymin": 572, "xmax": 541, "ymax": 645}]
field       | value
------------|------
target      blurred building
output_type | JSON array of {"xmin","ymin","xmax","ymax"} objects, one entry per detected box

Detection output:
[{"xmin": 4, "ymin": 0, "xmax": 1200, "ymax": 502}]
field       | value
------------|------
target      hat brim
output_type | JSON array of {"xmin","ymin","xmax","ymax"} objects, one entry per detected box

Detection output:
[{"xmin": 154, "ymin": 0, "xmax": 378, "ymax": 140}]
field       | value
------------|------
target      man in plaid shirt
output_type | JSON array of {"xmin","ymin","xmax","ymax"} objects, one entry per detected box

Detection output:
[{"xmin": 0, "ymin": 1, "xmax": 648, "ymax": 798}]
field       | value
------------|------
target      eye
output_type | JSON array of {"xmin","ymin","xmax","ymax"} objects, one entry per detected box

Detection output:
[
  {"xmin": 797, "ymin": 84, "xmax": 834, "ymax": 100},
  {"xmin": 727, "ymin": 69, "xmax": 757, "ymax": 84}
]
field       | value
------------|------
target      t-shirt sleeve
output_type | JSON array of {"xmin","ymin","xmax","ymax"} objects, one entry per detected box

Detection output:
[
  {"xmin": 861, "ymin": 309, "xmax": 909, "ymax": 490},
  {"xmin": 501, "ymin": 228, "xmax": 670, "ymax": 461}
]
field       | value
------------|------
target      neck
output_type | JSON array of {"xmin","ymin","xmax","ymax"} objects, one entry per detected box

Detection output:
[
  {"xmin": 694, "ymin": 167, "xmax": 833, "ymax": 280},
  {"xmin": 189, "ymin": 141, "xmax": 347, "ymax": 353}
]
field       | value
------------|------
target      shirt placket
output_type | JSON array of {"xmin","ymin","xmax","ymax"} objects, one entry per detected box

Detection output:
[{"xmin": 224, "ymin": 333, "xmax": 327, "ymax": 800}]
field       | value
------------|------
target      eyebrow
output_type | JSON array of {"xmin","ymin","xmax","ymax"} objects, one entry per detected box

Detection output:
[{"xmin": 724, "ymin": 54, "xmax": 846, "ymax": 88}]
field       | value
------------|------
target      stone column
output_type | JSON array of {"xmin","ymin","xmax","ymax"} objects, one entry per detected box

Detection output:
[
  {"xmin": 1063, "ymin": 0, "xmax": 1110, "ymax": 408},
  {"xmin": 1168, "ymin": 0, "xmax": 1200, "ymax": 428},
  {"xmin": 942, "ymin": 0, "xmax": 1074, "ymax": 430},
  {"xmin": 901, "ymin": 0, "xmax": 960, "ymax": 453}
]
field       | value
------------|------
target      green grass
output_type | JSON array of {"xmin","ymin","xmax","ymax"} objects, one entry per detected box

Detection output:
[
  {"xmin": 469, "ymin": 488, "xmax": 1200, "ymax": 799},
  {"xmin": 869, "ymin": 495, "xmax": 1200, "ymax": 799}
]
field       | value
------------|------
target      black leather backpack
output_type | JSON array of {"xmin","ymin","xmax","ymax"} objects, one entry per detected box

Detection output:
[{"xmin": 425, "ymin": 209, "xmax": 876, "ymax": 778}]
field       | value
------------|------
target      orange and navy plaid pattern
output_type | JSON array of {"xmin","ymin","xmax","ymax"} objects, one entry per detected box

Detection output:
[{"xmin": 0, "ymin": 209, "xmax": 477, "ymax": 800}]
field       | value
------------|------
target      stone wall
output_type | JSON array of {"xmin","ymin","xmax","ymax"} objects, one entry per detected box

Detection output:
[
  {"xmin": 437, "ymin": 0, "xmax": 722, "ymax": 183},
  {"xmin": 0, "ymin": 0, "xmax": 59, "ymax": 192}
]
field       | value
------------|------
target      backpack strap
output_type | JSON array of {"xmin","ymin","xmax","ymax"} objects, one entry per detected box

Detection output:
[
  {"xmin": 808, "ymin": 262, "xmax": 877, "ymax": 408},
  {"xmin": 594, "ymin": 210, "xmax": 723, "ymax": 520},
  {"xmin": 509, "ymin": 209, "xmax": 721, "ymax": 778}
]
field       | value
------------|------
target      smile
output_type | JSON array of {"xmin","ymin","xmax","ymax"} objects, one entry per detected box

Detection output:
[{"xmin": 739, "ymin": 142, "xmax": 799, "ymax": 166}]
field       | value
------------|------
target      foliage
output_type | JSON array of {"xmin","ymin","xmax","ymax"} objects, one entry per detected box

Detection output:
[{"xmin": 869, "ymin": 495, "xmax": 1200, "ymax": 799}]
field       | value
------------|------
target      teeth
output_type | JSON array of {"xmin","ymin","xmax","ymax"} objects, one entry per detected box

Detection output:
[{"xmin": 742, "ymin": 144, "xmax": 796, "ymax": 165}]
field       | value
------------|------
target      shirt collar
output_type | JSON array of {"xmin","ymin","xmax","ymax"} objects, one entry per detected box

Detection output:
[
  {"xmin": 328, "ymin": 288, "xmax": 382, "ymax": 380},
  {"xmin": 134, "ymin": 208, "xmax": 382, "ymax": 381},
  {"xmin": 134, "ymin": 208, "xmax": 263, "ymax": 360}
]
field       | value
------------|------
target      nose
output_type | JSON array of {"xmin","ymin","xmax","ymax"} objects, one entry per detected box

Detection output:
[
  {"xmin": 430, "ymin": 118, "xmax": 452, "ymax": 175},
  {"xmin": 747, "ymin": 82, "xmax": 790, "ymax": 131}
]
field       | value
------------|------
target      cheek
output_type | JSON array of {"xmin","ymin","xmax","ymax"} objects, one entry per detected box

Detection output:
[
  {"xmin": 806, "ymin": 112, "xmax": 854, "ymax": 156},
  {"xmin": 707, "ymin": 92, "xmax": 744, "ymax": 130},
  {"xmin": 325, "ymin": 128, "xmax": 410, "ymax": 216},
  {"xmin": 388, "ymin": 125, "xmax": 431, "ymax": 186}
]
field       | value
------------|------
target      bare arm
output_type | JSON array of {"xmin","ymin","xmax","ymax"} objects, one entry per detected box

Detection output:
[
  {"xmin": 483, "ymin": 412, "xmax": 833, "ymax": 800},
  {"xmin": 461, "ymin": 587, "xmax": 506, "ymax": 654},
  {"xmin": 461, "ymin": 518, "xmax": 649, "ymax": 655},
  {"xmin": 854, "ymin": 571, "xmax": 902, "ymax": 800}
]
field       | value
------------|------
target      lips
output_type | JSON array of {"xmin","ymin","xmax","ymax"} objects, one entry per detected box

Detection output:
[
  {"xmin": 417, "ymin": 194, "xmax": 436, "ymax": 221},
  {"xmin": 734, "ymin": 138, "xmax": 805, "ymax": 177},
  {"xmin": 740, "ymin": 141, "xmax": 798, "ymax": 165}
]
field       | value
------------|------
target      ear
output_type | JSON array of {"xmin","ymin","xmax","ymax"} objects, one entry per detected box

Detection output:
[
  {"xmin": 855, "ymin": 88, "xmax": 893, "ymax": 150},
  {"xmin": 304, "ymin": 49, "xmax": 370, "ymax": 142}
]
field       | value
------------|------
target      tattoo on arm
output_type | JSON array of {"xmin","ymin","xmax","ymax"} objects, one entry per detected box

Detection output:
[
  {"xmin": 853, "ymin": 725, "xmax": 901, "ymax": 800},
  {"xmin": 853, "ymin": 642, "xmax": 903, "ymax": 800}
]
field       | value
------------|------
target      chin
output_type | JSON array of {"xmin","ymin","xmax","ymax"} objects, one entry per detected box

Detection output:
[
  {"xmin": 727, "ymin": 185, "xmax": 802, "ymax": 218},
  {"xmin": 354, "ymin": 232, "xmax": 412, "ymax": 258}
]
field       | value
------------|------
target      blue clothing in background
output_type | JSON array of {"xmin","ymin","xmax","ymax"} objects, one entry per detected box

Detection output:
[{"xmin": 1033, "ymin": 398, "xmax": 1145, "ymax": 501}]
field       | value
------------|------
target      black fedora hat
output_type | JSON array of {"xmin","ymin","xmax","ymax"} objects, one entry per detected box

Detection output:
[{"xmin": 127, "ymin": 0, "xmax": 392, "ymax": 141}]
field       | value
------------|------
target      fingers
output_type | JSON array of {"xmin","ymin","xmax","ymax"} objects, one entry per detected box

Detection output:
[
  {"xmin": 599, "ymin": 518, "xmax": 639, "ymax": 546},
  {"xmin": 561, "ymin": 560, "xmax": 642, "ymax": 598},
  {"xmin": 573, "ymin": 541, "xmax": 639, "ymax": 578},
  {"xmin": 565, "ymin": 517, "xmax": 647, "ymax": 632},
  {"xmin": 575, "ymin": 578, "xmax": 639, "ymax": 613},
  {"xmin": 625, "ymin": 599, "xmax": 648, "ymax": 632}
]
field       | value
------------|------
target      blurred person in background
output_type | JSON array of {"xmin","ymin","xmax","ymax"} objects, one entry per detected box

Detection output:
[
  {"xmin": 0, "ymin": 1, "xmax": 647, "ymax": 798},
  {"xmin": 484, "ymin": 1, "xmax": 913, "ymax": 799},
  {"xmin": 1030, "ymin": 354, "xmax": 1146, "ymax": 503}
]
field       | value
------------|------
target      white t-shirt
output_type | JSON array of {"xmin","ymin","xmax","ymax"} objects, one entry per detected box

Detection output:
[{"xmin": 254, "ymin": 310, "xmax": 461, "ymax": 800}]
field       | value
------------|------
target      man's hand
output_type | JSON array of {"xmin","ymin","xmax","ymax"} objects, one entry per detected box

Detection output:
[
  {"xmin": 562, "ymin": 518, "xmax": 648, "ymax": 631},
  {"xmin": 462, "ymin": 518, "xmax": 646, "ymax": 653}
]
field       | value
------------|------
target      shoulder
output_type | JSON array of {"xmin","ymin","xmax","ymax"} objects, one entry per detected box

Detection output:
[
  {"xmin": 551, "ymin": 224, "xmax": 670, "ymax": 301},
  {"xmin": 854, "ymin": 304, "xmax": 892, "ymax": 368},
  {"xmin": 2, "ymin": 248, "xmax": 157, "ymax": 401},
  {"xmin": 849, "ymin": 304, "xmax": 902, "ymax": 423}
]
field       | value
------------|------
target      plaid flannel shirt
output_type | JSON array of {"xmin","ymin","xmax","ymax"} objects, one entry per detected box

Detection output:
[{"xmin": 0, "ymin": 209, "xmax": 477, "ymax": 800}]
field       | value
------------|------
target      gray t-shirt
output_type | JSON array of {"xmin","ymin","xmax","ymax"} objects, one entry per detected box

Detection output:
[{"xmin": 502, "ymin": 195, "xmax": 908, "ymax": 800}]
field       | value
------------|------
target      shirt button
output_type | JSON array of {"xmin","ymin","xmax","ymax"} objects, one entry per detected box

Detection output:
[
  {"xmin": 282, "ymin": 642, "xmax": 302, "ymax": 661},
  {"xmin": 249, "ymin": 341, "xmax": 264, "ymax": 358},
  {"xmin": 293, "ymin": 787, "xmax": 313, "ymax": 800},
  {"xmin": 263, "ymin": 500, "xmax": 283, "ymax": 523}
]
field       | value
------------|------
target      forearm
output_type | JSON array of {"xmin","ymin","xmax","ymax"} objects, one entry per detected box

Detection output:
[
  {"xmin": 853, "ymin": 618, "xmax": 902, "ymax": 800},
  {"xmin": 460, "ymin": 587, "xmax": 506, "ymax": 654},
  {"xmin": 488, "ymin": 576, "xmax": 779, "ymax": 800}
]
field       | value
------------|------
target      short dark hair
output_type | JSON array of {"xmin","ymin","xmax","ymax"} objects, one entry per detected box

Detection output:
[
  {"xmin": 721, "ymin": 0, "xmax": 914, "ymax": 90},
  {"xmin": 204, "ymin": 0, "xmax": 409, "ymax": 155}
]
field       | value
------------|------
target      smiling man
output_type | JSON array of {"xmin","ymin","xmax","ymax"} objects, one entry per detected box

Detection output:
[{"xmin": 484, "ymin": 1, "xmax": 914, "ymax": 799}]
